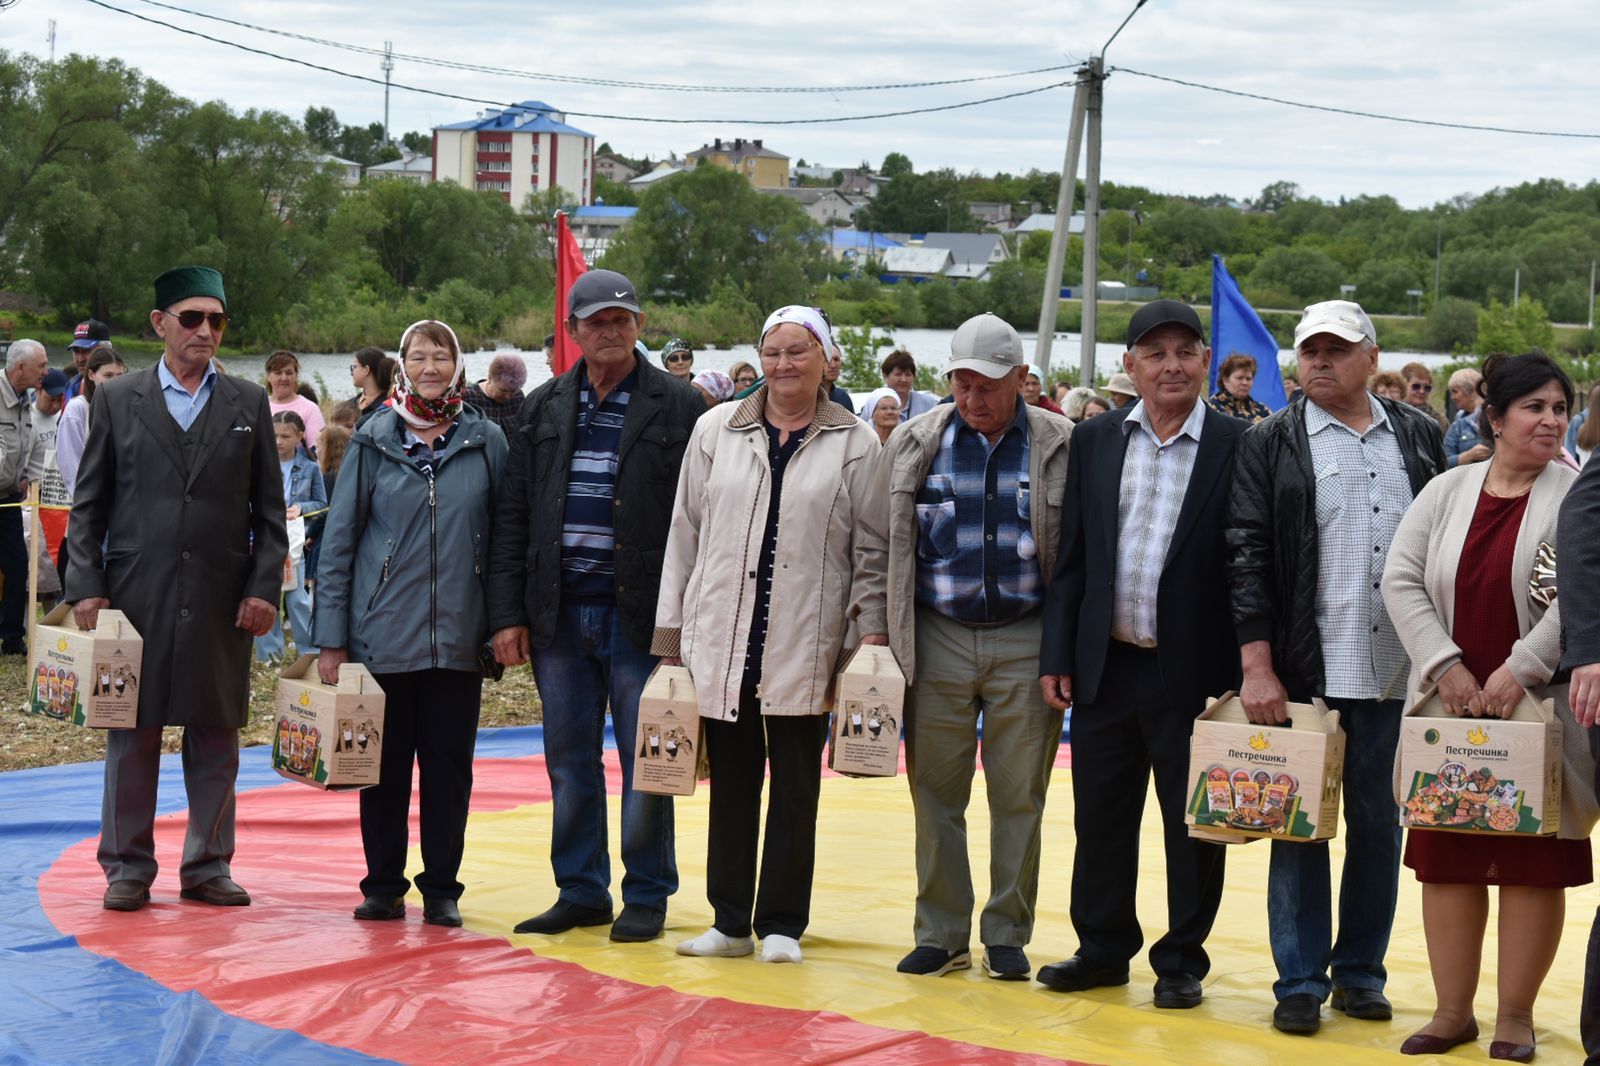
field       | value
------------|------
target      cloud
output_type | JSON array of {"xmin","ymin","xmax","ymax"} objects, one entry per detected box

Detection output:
[{"xmin": 3, "ymin": 0, "xmax": 1594, "ymax": 206}]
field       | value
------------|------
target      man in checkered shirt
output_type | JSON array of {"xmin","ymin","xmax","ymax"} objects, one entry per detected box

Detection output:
[
  {"xmin": 866, "ymin": 313, "xmax": 1073, "ymax": 983},
  {"xmin": 1227, "ymin": 300, "xmax": 1447, "ymax": 1037}
]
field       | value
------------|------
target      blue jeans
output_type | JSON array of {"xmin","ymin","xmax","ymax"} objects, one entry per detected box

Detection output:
[
  {"xmin": 254, "ymin": 561, "xmax": 317, "ymax": 661},
  {"xmin": 530, "ymin": 600, "xmax": 676, "ymax": 910},
  {"xmin": 1268, "ymin": 697, "xmax": 1403, "ymax": 1001}
]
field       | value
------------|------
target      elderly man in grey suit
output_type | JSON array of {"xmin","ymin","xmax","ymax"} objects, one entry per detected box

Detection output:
[{"xmin": 66, "ymin": 265, "xmax": 287, "ymax": 913}]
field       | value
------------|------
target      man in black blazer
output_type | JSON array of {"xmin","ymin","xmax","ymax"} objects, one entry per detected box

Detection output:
[
  {"xmin": 1037, "ymin": 300, "xmax": 1247, "ymax": 1008},
  {"xmin": 1557, "ymin": 458, "xmax": 1600, "ymax": 1063}
]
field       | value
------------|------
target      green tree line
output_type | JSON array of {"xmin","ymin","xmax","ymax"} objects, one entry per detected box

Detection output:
[{"xmin": 5, "ymin": 52, "xmax": 1599, "ymax": 358}]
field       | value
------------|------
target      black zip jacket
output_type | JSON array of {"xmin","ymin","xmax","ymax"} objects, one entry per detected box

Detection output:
[
  {"xmin": 1226, "ymin": 392, "xmax": 1447, "ymax": 701},
  {"xmin": 487, "ymin": 354, "xmax": 703, "ymax": 654}
]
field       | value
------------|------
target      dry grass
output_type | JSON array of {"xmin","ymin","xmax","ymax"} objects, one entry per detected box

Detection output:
[{"xmin": 0, "ymin": 640, "xmax": 542, "ymax": 773}]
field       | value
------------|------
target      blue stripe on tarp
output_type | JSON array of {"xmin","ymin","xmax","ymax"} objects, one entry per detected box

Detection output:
[
  {"xmin": 0, "ymin": 715, "xmax": 1067, "ymax": 1062},
  {"xmin": 0, "ymin": 725, "xmax": 550, "ymax": 1065}
]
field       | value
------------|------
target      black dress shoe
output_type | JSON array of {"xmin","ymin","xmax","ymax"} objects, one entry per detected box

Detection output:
[
  {"xmin": 1400, "ymin": 1018, "xmax": 1478, "ymax": 1055},
  {"xmin": 513, "ymin": 899, "xmax": 614, "ymax": 935},
  {"xmin": 354, "ymin": 895, "xmax": 406, "ymax": 921},
  {"xmin": 1035, "ymin": 955, "xmax": 1130, "ymax": 992},
  {"xmin": 1331, "ymin": 987, "xmax": 1393, "ymax": 1020},
  {"xmin": 1, "ymin": 640, "xmax": 26, "ymax": 656},
  {"xmin": 423, "ymin": 897, "xmax": 462, "ymax": 927},
  {"xmin": 1153, "ymin": 972, "xmax": 1203, "ymax": 1009},
  {"xmin": 178, "ymin": 875, "xmax": 251, "ymax": 906},
  {"xmin": 1273, "ymin": 993, "xmax": 1323, "ymax": 1035},
  {"xmin": 103, "ymin": 880, "xmax": 150, "ymax": 912},
  {"xmin": 609, "ymin": 903, "xmax": 665, "ymax": 942}
]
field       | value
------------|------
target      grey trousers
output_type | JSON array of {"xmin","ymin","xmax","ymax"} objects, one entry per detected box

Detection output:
[
  {"xmin": 907, "ymin": 607, "xmax": 1063, "ymax": 950},
  {"xmin": 99, "ymin": 725, "xmax": 239, "ymax": 889}
]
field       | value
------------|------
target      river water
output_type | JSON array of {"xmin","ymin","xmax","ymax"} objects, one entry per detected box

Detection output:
[{"xmin": 213, "ymin": 328, "xmax": 1452, "ymax": 402}]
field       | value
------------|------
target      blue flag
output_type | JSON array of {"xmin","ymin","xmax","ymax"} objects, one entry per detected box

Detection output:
[{"xmin": 1210, "ymin": 254, "xmax": 1288, "ymax": 411}]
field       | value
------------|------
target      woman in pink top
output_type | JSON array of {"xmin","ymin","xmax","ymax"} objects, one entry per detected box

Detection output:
[{"xmin": 266, "ymin": 349, "xmax": 325, "ymax": 455}]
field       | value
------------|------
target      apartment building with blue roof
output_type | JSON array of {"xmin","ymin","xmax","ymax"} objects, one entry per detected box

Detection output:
[{"xmin": 432, "ymin": 100, "xmax": 595, "ymax": 207}]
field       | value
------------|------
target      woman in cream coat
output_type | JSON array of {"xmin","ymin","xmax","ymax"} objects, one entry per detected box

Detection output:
[
  {"xmin": 1383, "ymin": 352, "xmax": 1598, "ymax": 1062},
  {"xmin": 653, "ymin": 305, "xmax": 887, "ymax": 965}
]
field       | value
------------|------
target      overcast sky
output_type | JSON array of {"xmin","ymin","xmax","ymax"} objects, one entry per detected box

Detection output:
[{"xmin": 6, "ymin": 0, "xmax": 1596, "ymax": 208}]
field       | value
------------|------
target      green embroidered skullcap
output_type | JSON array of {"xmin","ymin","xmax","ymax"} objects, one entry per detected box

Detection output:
[{"xmin": 153, "ymin": 265, "xmax": 227, "ymax": 311}]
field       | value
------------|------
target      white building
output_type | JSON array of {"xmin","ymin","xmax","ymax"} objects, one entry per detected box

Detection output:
[
  {"xmin": 432, "ymin": 100, "xmax": 595, "ymax": 207},
  {"xmin": 315, "ymin": 153, "xmax": 362, "ymax": 188},
  {"xmin": 366, "ymin": 152, "xmax": 433, "ymax": 185},
  {"xmin": 761, "ymin": 187, "xmax": 858, "ymax": 226}
]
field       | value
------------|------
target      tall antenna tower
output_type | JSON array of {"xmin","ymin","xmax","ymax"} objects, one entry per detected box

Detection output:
[
  {"xmin": 381, "ymin": 41, "xmax": 394, "ymax": 143},
  {"xmin": 47, "ymin": 19, "xmax": 56, "ymax": 63}
]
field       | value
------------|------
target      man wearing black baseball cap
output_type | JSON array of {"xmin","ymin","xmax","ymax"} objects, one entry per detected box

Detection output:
[
  {"xmin": 1038, "ymin": 297, "xmax": 1246, "ymax": 1009},
  {"xmin": 64, "ymin": 319, "xmax": 111, "ymax": 401},
  {"xmin": 488, "ymin": 268, "xmax": 703, "ymax": 944}
]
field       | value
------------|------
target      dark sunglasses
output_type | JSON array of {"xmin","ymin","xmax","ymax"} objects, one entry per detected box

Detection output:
[
  {"xmin": 164, "ymin": 309, "xmax": 229, "ymax": 332},
  {"xmin": 665, "ymin": 352, "xmax": 692, "ymax": 364},
  {"xmin": 1409, "ymin": 382, "xmax": 1432, "ymax": 393}
]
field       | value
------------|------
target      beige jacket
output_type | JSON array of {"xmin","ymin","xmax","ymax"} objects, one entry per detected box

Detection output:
[
  {"xmin": 1383, "ymin": 458, "xmax": 1598, "ymax": 838},
  {"xmin": 859, "ymin": 401, "xmax": 1072, "ymax": 684},
  {"xmin": 0, "ymin": 372, "xmax": 45, "ymax": 494},
  {"xmin": 652, "ymin": 387, "xmax": 888, "ymax": 720}
]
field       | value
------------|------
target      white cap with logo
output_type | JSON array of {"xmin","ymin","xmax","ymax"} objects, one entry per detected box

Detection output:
[
  {"xmin": 943, "ymin": 313, "xmax": 1025, "ymax": 379},
  {"xmin": 1294, "ymin": 300, "xmax": 1376, "ymax": 349}
]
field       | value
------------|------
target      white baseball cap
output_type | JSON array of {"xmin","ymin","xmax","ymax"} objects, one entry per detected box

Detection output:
[
  {"xmin": 944, "ymin": 313, "xmax": 1024, "ymax": 379},
  {"xmin": 1294, "ymin": 300, "xmax": 1375, "ymax": 349}
]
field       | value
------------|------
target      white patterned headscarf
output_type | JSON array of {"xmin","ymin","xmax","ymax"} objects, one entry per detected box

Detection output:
[{"xmin": 759, "ymin": 305, "xmax": 834, "ymax": 356}]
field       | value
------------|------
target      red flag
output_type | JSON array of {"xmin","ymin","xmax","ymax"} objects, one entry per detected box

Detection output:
[{"xmin": 552, "ymin": 213, "xmax": 588, "ymax": 376}]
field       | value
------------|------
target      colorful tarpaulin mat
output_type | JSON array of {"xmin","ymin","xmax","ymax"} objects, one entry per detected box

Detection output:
[{"xmin": 1, "ymin": 726, "xmax": 1594, "ymax": 1063}]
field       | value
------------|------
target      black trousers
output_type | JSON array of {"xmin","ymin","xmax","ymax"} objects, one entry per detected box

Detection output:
[
  {"xmin": 1584, "ymin": 904, "xmax": 1600, "ymax": 1064},
  {"xmin": 704, "ymin": 689, "xmax": 828, "ymax": 940},
  {"xmin": 1068, "ymin": 640, "xmax": 1226, "ymax": 978},
  {"xmin": 360, "ymin": 668, "xmax": 482, "ymax": 901},
  {"xmin": 0, "ymin": 495, "xmax": 25, "ymax": 644}
]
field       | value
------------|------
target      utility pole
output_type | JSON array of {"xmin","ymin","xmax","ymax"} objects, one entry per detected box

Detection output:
[
  {"xmin": 381, "ymin": 41, "xmax": 395, "ymax": 144},
  {"xmin": 1078, "ymin": 56, "xmax": 1105, "ymax": 388},
  {"xmin": 1032, "ymin": 0, "xmax": 1146, "ymax": 385},
  {"xmin": 1433, "ymin": 217, "xmax": 1444, "ymax": 298},
  {"xmin": 1513, "ymin": 266, "xmax": 1521, "ymax": 306},
  {"xmin": 1032, "ymin": 73, "xmax": 1089, "ymax": 380},
  {"xmin": 1589, "ymin": 259, "xmax": 1596, "ymax": 330}
]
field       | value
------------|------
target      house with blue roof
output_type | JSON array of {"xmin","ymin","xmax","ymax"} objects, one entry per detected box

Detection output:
[{"xmin": 432, "ymin": 100, "xmax": 596, "ymax": 207}]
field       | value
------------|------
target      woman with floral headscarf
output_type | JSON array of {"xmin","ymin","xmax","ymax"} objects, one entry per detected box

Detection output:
[
  {"xmin": 312, "ymin": 319, "xmax": 509, "ymax": 929},
  {"xmin": 654, "ymin": 305, "xmax": 888, "ymax": 964}
]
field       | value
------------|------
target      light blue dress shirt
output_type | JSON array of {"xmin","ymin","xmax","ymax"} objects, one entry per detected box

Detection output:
[{"xmin": 157, "ymin": 357, "xmax": 218, "ymax": 431}]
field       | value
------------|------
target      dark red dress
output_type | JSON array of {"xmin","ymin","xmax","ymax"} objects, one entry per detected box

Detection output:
[{"xmin": 1404, "ymin": 489, "xmax": 1593, "ymax": 887}]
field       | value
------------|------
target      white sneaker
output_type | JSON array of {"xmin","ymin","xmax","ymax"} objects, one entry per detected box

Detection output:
[
  {"xmin": 760, "ymin": 934, "xmax": 803, "ymax": 964},
  {"xmin": 676, "ymin": 928, "xmax": 754, "ymax": 957}
]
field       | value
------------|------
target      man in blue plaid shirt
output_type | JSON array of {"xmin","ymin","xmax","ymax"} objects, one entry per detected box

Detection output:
[{"xmin": 865, "ymin": 313, "xmax": 1073, "ymax": 982}]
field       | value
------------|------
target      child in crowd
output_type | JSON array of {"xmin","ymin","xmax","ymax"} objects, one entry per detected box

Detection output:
[{"xmin": 255, "ymin": 411, "xmax": 327, "ymax": 661}]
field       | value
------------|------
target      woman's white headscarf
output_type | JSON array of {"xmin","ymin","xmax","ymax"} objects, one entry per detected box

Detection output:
[
  {"xmin": 759, "ymin": 305, "xmax": 834, "ymax": 355},
  {"xmin": 858, "ymin": 387, "xmax": 901, "ymax": 422}
]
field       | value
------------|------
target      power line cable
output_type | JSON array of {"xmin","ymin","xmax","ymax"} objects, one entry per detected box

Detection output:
[
  {"xmin": 123, "ymin": 0, "xmax": 1084, "ymax": 95},
  {"xmin": 1114, "ymin": 66, "xmax": 1600, "ymax": 140},
  {"xmin": 79, "ymin": 0, "xmax": 1080, "ymax": 124}
]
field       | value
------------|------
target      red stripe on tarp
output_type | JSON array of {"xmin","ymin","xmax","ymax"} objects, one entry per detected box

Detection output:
[{"xmin": 40, "ymin": 753, "xmax": 1089, "ymax": 1066}]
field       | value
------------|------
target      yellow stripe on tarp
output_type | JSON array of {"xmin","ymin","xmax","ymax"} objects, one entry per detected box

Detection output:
[{"xmin": 441, "ymin": 762, "xmax": 1593, "ymax": 1064}]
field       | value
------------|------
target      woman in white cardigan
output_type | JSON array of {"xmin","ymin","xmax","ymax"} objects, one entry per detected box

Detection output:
[
  {"xmin": 653, "ymin": 305, "xmax": 888, "ymax": 965},
  {"xmin": 1383, "ymin": 352, "xmax": 1599, "ymax": 1062}
]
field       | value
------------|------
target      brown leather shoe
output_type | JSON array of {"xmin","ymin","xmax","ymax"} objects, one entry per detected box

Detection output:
[
  {"xmin": 179, "ymin": 875, "xmax": 252, "ymax": 907},
  {"xmin": 103, "ymin": 880, "xmax": 150, "ymax": 911}
]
